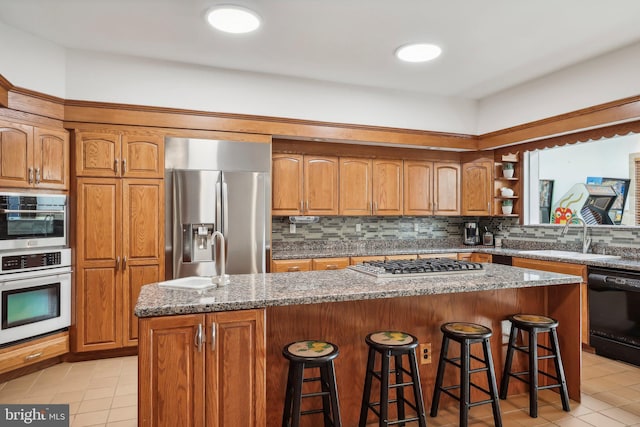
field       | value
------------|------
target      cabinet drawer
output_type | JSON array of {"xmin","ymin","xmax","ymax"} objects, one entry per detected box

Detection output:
[
  {"xmin": 471, "ymin": 253, "xmax": 492, "ymax": 263},
  {"xmin": 418, "ymin": 253, "xmax": 458, "ymax": 260},
  {"xmin": 350, "ymin": 256, "xmax": 386, "ymax": 265},
  {"xmin": 0, "ymin": 332, "xmax": 69, "ymax": 374},
  {"xmin": 271, "ymin": 259, "xmax": 312, "ymax": 273},
  {"xmin": 385, "ymin": 254, "xmax": 417, "ymax": 261},
  {"xmin": 312, "ymin": 257, "xmax": 349, "ymax": 271}
]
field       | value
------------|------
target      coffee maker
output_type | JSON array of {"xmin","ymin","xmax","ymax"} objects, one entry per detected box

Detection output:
[{"xmin": 463, "ymin": 222, "xmax": 480, "ymax": 245}]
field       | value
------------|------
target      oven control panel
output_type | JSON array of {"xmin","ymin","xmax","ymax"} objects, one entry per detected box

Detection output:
[{"xmin": 2, "ymin": 251, "xmax": 63, "ymax": 272}]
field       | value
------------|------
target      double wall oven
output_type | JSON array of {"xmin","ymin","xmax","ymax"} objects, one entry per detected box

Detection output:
[{"xmin": 0, "ymin": 192, "xmax": 70, "ymax": 346}]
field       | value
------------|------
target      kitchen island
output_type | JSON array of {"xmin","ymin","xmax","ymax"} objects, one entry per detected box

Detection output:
[{"xmin": 135, "ymin": 264, "xmax": 582, "ymax": 427}]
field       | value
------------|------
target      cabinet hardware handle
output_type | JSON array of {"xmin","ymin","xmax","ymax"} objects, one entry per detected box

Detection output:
[
  {"xmin": 211, "ymin": 322, "xmax": 217, "ymax": 352},
  {"xmin": 25, "ymin": 352, "xmax": 43, "ymax": 361},
  {"xmin": 122, "ymin": 256, "xmax": 127, "ymax": 270},
  {"xmin": 122, "ymin": 159, "xmax": 127, "ymax": 174},
  {"xmin": 114, "ymin": 159, "xmax": 119, "ymax": 174},
  {"xmin": 35, "ymin": 168, "xmax": 41, "ymax": 184},
  {"xmin": 28, "ymin": 168, "xmax": 33, "ymax": 184},
  {"xmin": 487, "ymin": 202, "xmax": 490, "ymax": 213},
  {"xmin": 369, "ymin": 202, "xmax": 373, "ymax": 214},
  {"xmin": 115, "ymin": 256, "xmax": 120, "ymax": 270},
  {"xmin": 299, "ymin": 200, "xmax": 304, "ymax": 212},
  {"xmin": 373, "ymin": 202, "xmax": 378, "ymax": 213},
  {"xmin": 306, "ymin": 201, "xmax": 309, "ymax": 212},
  {"xmin": 434, "ymin": 202, "xmax": 438, "ymax": 212},
  {"xmin": 326, "ymin": 264, "xmax": 338, "ymax": 270},
  {"xmin": 195, "ymin": 323, "xmax": 203, "ymax": 352},
  {"xmin": 288, "ymin": 266, "xmax": 300, "ymax": 272}
]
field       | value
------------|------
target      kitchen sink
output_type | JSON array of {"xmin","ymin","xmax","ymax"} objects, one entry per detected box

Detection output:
[{"xmin": 516, "ymin": 250, "xmax": 621, "ymax": 261}]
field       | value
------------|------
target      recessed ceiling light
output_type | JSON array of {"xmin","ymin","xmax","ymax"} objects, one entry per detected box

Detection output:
[
  {"xmin": 205, "ymin": 5, "xmax": 261, "ymax": 34},
  {"xmin": 395, "ymin": 43, "xmax": 442, "ymax": 63}
]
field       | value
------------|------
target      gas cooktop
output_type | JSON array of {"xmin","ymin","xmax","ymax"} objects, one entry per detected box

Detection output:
[{"xmin": 348, "ymin": 258, "xmax": 484, "ymax": 278}]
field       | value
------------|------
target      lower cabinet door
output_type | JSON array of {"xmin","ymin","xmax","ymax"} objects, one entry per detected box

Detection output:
[
  {"xmin": 206, "ymin": 310, "xmax": 266, "ymax": 427},
  {"xmin": 138, "ymin": 309, "xmax": 266, "ymax": 427},
  {"xmin": 138, "ymin": 314, "xmax": 206, "ymax": 427}
]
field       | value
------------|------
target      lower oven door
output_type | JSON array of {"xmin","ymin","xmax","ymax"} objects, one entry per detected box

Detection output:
[
  {"xmin": 588, "ymin": 267, "xmax": 640, "ymax": 366},
  {"xmin": 0, "ymin": 271, "xmax": 71, "ymax": 345}
]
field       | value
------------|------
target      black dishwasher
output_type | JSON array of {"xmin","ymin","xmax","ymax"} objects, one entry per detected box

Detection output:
[{"xmin": 588, "ymin": 267, "xmax": 640, "ymax": 366}]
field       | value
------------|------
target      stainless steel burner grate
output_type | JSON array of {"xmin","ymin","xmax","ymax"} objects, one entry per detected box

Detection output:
[{"xmin": 348, "ymin": 258, "xmax": 484, "ymax": 278}]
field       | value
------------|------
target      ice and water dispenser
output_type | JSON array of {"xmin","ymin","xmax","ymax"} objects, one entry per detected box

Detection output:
[{"xmin": 182, "ymin": 223, "xmax": 216, "ymax": 262}]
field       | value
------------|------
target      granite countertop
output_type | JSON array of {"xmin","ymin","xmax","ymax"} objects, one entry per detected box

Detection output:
[
  {"xmin": 135, "ymin": 263, "xmax": 581, "ymax": 318},
  {"xmin": 272, "ymin": 243, "xmax": 640, "ymax": 272}
]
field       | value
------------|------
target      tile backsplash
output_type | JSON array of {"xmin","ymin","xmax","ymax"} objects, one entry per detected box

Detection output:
[{"xmin": 272, "ymin": 216, "xmax": 640, "ymax": 255}]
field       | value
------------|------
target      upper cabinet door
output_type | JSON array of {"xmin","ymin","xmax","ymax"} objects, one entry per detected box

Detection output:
[
  {"xmin": 304, "ymin": 156, "xmax": 338, "ymax": 215},
  {"xmin": 434, "ymin": 163, "xmax": 460, "ymax": 215},
  {"xmin": 0, "ymin": 120, "xmax": 33, "ymax": 188},
  {"xmin": 272, "ymin": 154, "xmax": 303, "ymax": 215},
  {"xmin": 461, "ymin": 161, "xmax": 492, "ymax": 215},
  {"xmin": 339, "ymin": 157, "xmax": 372, "ymax": 216},
  {"xmin": 33, "ymin": 127, "xmax": 69, "ymax": 190},
  {"xmin": 404, "ymin": 160, "xmax": 433, "ymax": 215},
  {"xmin": 121, "ymin": 132, "xmax": 164, "ymax": 178},
  {"xmin": 372, "ymin": 159, "xmax": 403, "ymax": 216},
  {"xmin": 75, "ymin": 131, "xmax": 121, "ymax": 177}
]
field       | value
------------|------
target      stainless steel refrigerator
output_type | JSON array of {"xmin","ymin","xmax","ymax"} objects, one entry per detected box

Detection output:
[{"xmin": 164, "ymin": 137, "xmax": 270, "ymax": 279}]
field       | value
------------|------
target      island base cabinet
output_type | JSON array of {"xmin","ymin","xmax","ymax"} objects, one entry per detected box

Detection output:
[{"xmin": 138, "ymin": 309, "xmax": 266, "ymax": 427}]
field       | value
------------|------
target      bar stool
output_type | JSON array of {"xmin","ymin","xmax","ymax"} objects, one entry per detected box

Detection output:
[
  {"xmin": 430, "ymin": 322, "xmax": 502, "ymax": 427},
  {"xmin": 359, "ymin": 331, "xmax": 427, "ymax": 427},
  {"xmin": 282, "ymin": 340, "xmax": 342, "ymax": 427},
  {"xmin": 500, "ymin": 314, "xmax": 570, "ymax": 418}
]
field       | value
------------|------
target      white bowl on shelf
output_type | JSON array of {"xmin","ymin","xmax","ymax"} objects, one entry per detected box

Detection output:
[{"xmin": 500, "ymin": 187, "xmax": 514, "ymax": 197}]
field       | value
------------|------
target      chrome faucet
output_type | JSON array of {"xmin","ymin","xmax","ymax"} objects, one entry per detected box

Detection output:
[
  {"xmin": 561, "ymin": 217, "xmax": 591, "ymax": 254},
  {"xmin": 211, "ymin": 231, "xmax": 229, "ymax": 285}
]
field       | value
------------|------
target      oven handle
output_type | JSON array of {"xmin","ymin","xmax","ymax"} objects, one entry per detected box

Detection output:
[
  {"xmin": 588, "ymin": 273, "xmax": 640, "ymax": 292},
  {"xmin": 0, "ymin": 270, "xmax": 72, "ymax": 285},
  {"xmin": 0, "ymin": 209, "xmax": 65, "ymax": 214}
]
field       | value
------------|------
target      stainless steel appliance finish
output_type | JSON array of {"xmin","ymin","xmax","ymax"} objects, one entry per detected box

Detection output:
[
  {"xmin": 165, "ymin": 137, "xmax": 270, "ymax": 279},
  {"xmin": 0, "ymin": 248, "xmax": 71, "ymax": 345},
  {"xmin": 588, "ymin": 267, "xmax": 640, "ymax": 367},
  {"xmin": 348, "ymin": 258, "xmax": 484, "ymax": 278},
  {"xmin": 463, "ymin": 222, "xmax": 480, "ymax": 245},
  {"xmin": 0, "ymin": 193, "xmax": 67, "ymax": 250}
]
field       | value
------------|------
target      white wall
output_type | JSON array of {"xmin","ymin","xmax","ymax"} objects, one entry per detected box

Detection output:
[
  {"xmin": 63, "ymin": 50, "xmax": 478, "ymax": 134},
  {"xmin": 2, "ymin": 18, "xmax": 640, "ymax": 137},
  {"xmin": 477, "ymin": 42, "xmax": 640, "ymax": 134},
  {"xmin": 0, "ymin": 20, "xmax": 66, "ymax": 97}
]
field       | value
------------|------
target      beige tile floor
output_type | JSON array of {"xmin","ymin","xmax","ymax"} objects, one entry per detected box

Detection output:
[{"xmin": 1, "ymin": 351, "xmax": 640, "ymax": 426}]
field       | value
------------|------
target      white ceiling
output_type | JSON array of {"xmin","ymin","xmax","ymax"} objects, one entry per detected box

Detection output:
[{"xmin": 2, "ymin": 0, "xmax": 640, "ymax": 100}]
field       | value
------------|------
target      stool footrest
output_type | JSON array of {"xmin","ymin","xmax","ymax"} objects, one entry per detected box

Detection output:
[
  {"xmin": 538, "ymin": 383, "xmax": 563, "ymax": 391},
  {"xmin": 303, "ymin": 376, "xmax": 321, "ymax": 383},
  {"xmin": 300, "ymin": 408, "xmax": 325, "ymax": 416},
  {"xmin": 302, "ymin": 390, "xmax": 330, "ymax": 399}
]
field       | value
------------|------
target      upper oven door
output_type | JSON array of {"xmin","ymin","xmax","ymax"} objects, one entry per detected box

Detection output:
[{"xmin": 0, "ymin": 193, "xmax": 67, "ymax": 250}]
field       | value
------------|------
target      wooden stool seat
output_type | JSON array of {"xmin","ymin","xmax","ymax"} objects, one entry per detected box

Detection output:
[
  {"xmin": 431, "ymin": 322, "xmax": 502, "ymax": 427},
  {"xmin": 282, "ymin": 340, "xmax": 342, "ymax": 427},
  {"xmin": 359, "ymin": 331, "xmax": 427, "ymax": 427}
]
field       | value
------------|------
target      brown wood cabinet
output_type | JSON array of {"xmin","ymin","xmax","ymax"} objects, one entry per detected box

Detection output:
[
  {"xmin": 512, "ymin": 257, "xmax": 589, "ymax": 345},
  {"xmin": 0, "ymin": 331, "xmax": 69, "ymax": 375},
  {"xmin": 470, "ymin": 253, "xmax": 493, "ymax": 263},
  {"xmin": 339, "ymin": 157, "xmax": 403, "ymax": 216},
  {"xmin": 311, "ymin": 257, "xmax": 349, "ymax": 270},
  {"xmin": 74, "ymin": 130, "xmax": 164, "ymax": 178},
  {"xmin": 272, "ymin": 154, "xmax": 338, "ymax": 215},
  {"xmin": 493, "ymin": 157, "xmax": 521, "ymax": 219},
  {"xmin": 0, "ymin": 119, "xmax": 69, "ymax": 190},
  {"xmin": 271, "ymin": 259, "xmax": 312, "ymax": 273},
  {"xmin": 138, "ymin": 309, "xmax": 266, "ymax": 427},
  {"xmin": 461, "ymin": 161, "xmax": 493, "ymax": 216},
  {"xmin": 404, "ymin": 161, "xmax": 460, "ymax": 215},
  {"xmin": 74, "ymin": 177, "xmax": 164, "ymax": 352}
]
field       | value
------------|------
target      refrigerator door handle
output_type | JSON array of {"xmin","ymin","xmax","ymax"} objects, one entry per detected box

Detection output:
[
  {"xmin": 216, "ymin": 180, "xmax": 222, "ymax": 233},
  {"xmin": 222, "ymin": 181, "xmax": 229, "ymax": 238}
]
